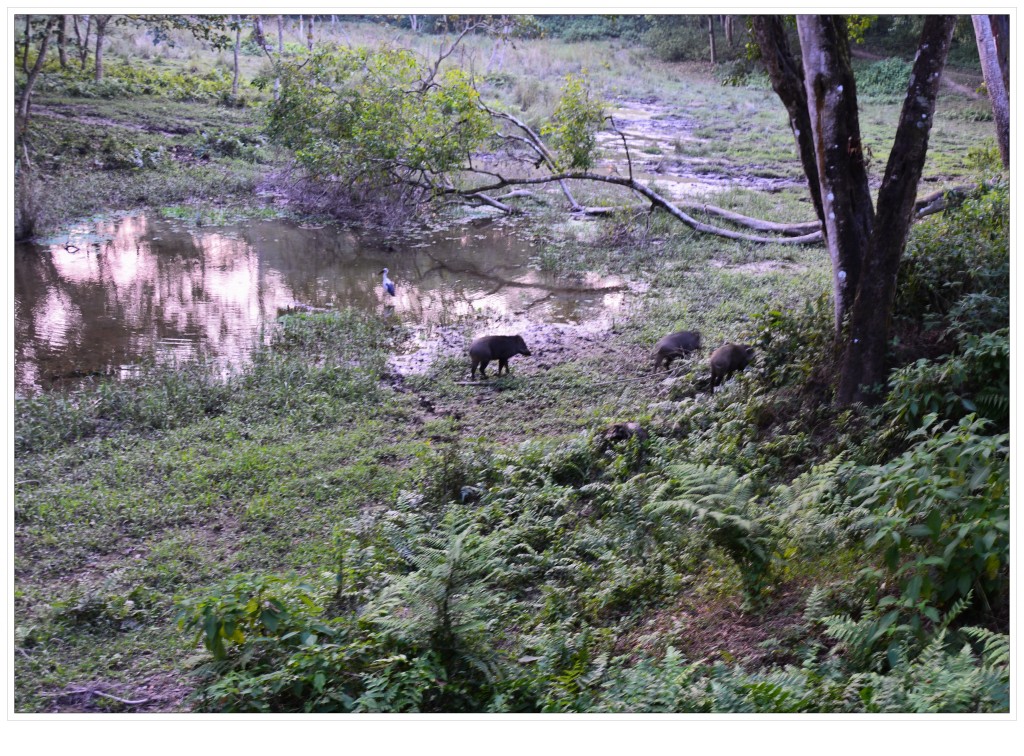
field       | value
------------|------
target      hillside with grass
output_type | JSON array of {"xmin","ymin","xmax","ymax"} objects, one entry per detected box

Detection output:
[{"xmin": 12, "ymin": 15, "xmax": 1009, "ymax": 714}]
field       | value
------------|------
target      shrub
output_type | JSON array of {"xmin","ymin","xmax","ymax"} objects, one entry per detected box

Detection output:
[
  {"xmin": 852, "ymin": 414, "xmax": 1009, "ymax": 628},
  {"xmin": 856, "ymin": 57, "xmax": 914, "ymax": 97}
]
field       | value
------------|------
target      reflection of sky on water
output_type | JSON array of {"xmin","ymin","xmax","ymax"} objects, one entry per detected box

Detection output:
[{"xmin": 14, "ymin": 213, "xmax": 628, "ymax": 394}]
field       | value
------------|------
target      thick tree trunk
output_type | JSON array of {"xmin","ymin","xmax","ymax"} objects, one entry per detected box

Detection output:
[
  {"xmin": 797, "ymin": 15, "xmax": 875, "ymax": 333},
  {"xmin": 990, "ymin": 15, "xmax": 1009, "ymax": 94},
  {"xmin": 751, "ymin": 16, "xmax": 826, "ymax": 226},
  {"xmin": 972, "ymin": 15, "xmax": 1010, "ymax": 169},
  {"xmin": 94, "ymin": 15, "xmax": 111, "ymax": 82},
  {"xmin": 836, "ymin": 16, "xmax": 957, "ymax": 405},
  {"xmin": 57, "ymin": 15, "xmax": 68, "ymax": 68}
]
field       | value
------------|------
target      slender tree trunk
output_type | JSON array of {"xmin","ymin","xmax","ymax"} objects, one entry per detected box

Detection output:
[
  {"xmin": 972, "ymin": 15, "xmax": 1010, "ymax": 169},
  {"xmin": 298, "ymin": 14, "xmax": 303, "ymax": 40},
  {"xmin": 836, "ymin": 16, "xmax": 957, "ymax": 405},
  {"xmin": 74, "ymin": 14, "xmax": 91, "ymax": 70},
  {"xmin": 708, "ymin": 16, "xmax": 717, "ymax": 65},
  {"xmin": 16, "ymin": 16, "xmax": 57, "ymax": 239},
  {"xmin": 22, "ymin": 15, "xmax": 31, "ymax": 73},
  {"xmin": 307, "ymin": 14, "xmax": 314, "ymax": 51},
  {"xmin": 410, "ymin": 15, "xmax": 418, "ymax": 32},
  {"xmin": 57, "ymin": 15, "xmax": 68, "ymax": 68},
  {"xmin": 751, "ymin": 17, "xmax": 826, "ymax": 224},
  {"xmin": 275, "ymin": 15, "xmax": 283, "ymax": 100},
  {"xmin": 94, "ymin": 15, "xmax": 111, "ymax": 82},
  {"xmin": 724, "ymin": 16, "xmax": 734, "ymax": 46},
  {"xmin": 797, "ymin": 15, "xmax": 875, "ymax": 333},
  {"xmin": 232, "ymin": 16, "xmax": 240, "ymax": 97}
]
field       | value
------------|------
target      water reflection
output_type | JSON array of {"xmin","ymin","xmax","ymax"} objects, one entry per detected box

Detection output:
[{"xmin": 14, "ymin": 213, "xmax": 626, "ymax": 394}]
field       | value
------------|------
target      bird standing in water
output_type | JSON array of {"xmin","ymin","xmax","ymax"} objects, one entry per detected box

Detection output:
[{"xmin": 380, "ymin": 268, "xmax": 396, "ymax": 297}]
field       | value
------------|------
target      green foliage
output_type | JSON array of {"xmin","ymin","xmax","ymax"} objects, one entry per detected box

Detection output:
[
  {"xmin": 883, "ymin": 329, "xmax": 1008, "ymax": 431},
  {"xmin": 646, "ymin": 463, "xmax": 773, "ymax": 609},
  {"xmin": 852, "ymin": 414, "xmax": 1009, "ymax": 627},
  {"xmin": 265, "ymin": 47, "xmax": 491, "ymax": 192},
  {"xmin": 366, "ymin": 509, "xmax": 507, "ymax": 710},
  {"xmin": 541, "ymin": 73, "xmax": 605, "ymax": 171},
  {"xmin": 895, "ymin": 182, "xmax": 1009, "ymax": 329},
  {"xmin": 846, "ymin": 627, "xmax": 1009, "ymax": 712},
  {"xmin": 748, "ymin": 293, "xmax": 835, "ymax": 390},
  {"xmin": 37, "ymin": 62, "xmax": 242, "ymax": 102},
  {"xmin": 176, "ymin": 572, "xmax": 367, "ymax": 712},
  {"xmin": 855, "ymin": 57, "xmax": 913, "ymax": 97}
]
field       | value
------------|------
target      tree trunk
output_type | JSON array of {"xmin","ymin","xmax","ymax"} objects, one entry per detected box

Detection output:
[
  {"xmin": 708, "ymin": 16, "xmax": 717, "ymax": 65},
  {"xmin": 22, "ymin": 15, "xmax": 31, "ymax": 73},
  {"xmin": 410, "ymin": 15, "xmax": 418, "ymax": 33},
  {"xmin": 275, "ymin": 15, "xmax": 283, "ymax": 100},
  {"xmin": 751, "ymin": 16, "xmax": 826, "ymax": 227},
  {"xmin": 724, "ymin": 16, "xmax": 734, "ymax": 46},
  {"xmin": 836, "ymin": 16, "xmax": 957, "ymax": 405},
  {"xmin": 94, "ymin": 15, "xmax": 111, "ymax": 82},
  {"xmin": 990, "ymin": 15, "xmax": 1009, "ymax": 94},
  {"xmin": 232, "ymin": 16, "xmax": 240, "ymax": 97},
  {"xmin": 307, "ymin": 14, "xmax": 314, "ymax": 51},
  {"xmin": 298, "ymin": 15, "xmax": 303, "ymax": 39},
  {"xmin": 73, "ymin": 14, "xmax": 91, "ymax": 70},
  {"xmin": 16, "ymin": 16, "xmax": 57, "ymax": 239},
  {"xmin": 797, "ymin": 15, "xmax": 875, "ymax": 333},
  {"xmin": 57, "ymin": 15, "xmax": 68, "ymax": 68},
  {"xmin": 972, "ymin": 15, "xmax": 1010, "ymax": 169}
]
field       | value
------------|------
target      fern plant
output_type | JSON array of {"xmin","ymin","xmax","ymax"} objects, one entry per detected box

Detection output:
[
  {"xmin": 645, "ymin": 463, "xmax": 774, "ymax": 610},
  {"xmin": 365, "ymin": 508, "xmax": 508, "ymax": 711}
]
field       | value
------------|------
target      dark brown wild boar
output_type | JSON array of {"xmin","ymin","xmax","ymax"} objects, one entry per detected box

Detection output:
[
  {"xmin": 653, "ymin": 329, "xmax": 702, "ymax": 370},
  {"xmin": 469, "ymin": 334, "xmax": 531, "ymax": 379},
  {"xmin": 710, "ymin": 343, "xmax": 755, "ymax": 388}
]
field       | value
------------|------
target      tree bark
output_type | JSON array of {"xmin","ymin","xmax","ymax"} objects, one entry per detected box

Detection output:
[
  {"xmin": 73, "ymin": 14, "xmax": 91, "ymax": 70},
  {"xmin": 16, "ymin": 16, "xmax": 57, "ymax": 239},
  {"xmin": 94, "ymin": 14, "xmax": 112, "ymax": 82},
  {"xmin": 724, "ymin": 16, "xmax": 734, "ymax": 46},
  {"xmin": 232, "ymin": 15, "xmax": 240, "ymax": 97},
  {"xmin": 751, "ymin": 16, "xmax": 825, "ymax": 226},
  {"xmin": 22, "ymin": 15, "xmax": 31, "ymax": 73},
  {"xmin": 972, "ymin": 15, "xmax": 1010, "ymax": 169},
  {"xmin": 57, "ymin": 15, "xmax": 68, "ymax": 68},
  {"xmin": 797, "ymin": 15, "xmax": 875, "ymax": 333},
  {"xmin": 836, "ymin": 15, "xmax": 957, "ymax": 405},
  {"xmin": 307, "ymin": 14, "xmax": 315, "ymax": 51},
  {"xmin": 708, "ymin": 16, "xmax": 717, "ymax": 65}
]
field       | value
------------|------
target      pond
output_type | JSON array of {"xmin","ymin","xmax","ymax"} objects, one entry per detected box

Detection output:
[{"xmin": 14, "ymin": 212, "xmax": 631, "ymax": 395}]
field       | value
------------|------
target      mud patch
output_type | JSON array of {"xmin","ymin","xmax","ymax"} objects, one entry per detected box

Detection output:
[
  {"xmin": 595, "ymin": 98, "xmax": 806, "ymax": 200},
  {"xmin": 389, "ymin": 280, "xmax": 647, "ymax": 377}
]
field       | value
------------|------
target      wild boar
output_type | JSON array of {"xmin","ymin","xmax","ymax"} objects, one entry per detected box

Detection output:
[
  {"xmin": 653, "ymin": 329, "xmax": 702, "ymax": 370},
  {"xmin": 710, "ymin": 343, "xmax": 755, "ymax": 388},
  {"xmin": 469, "ymin": 334, "xmax": 531, "ymax": 379}
]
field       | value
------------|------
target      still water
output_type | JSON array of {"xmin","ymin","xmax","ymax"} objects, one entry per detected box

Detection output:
[{"xmin": 14, "ymin": 212, "xmax": 627, "ymax": 394}]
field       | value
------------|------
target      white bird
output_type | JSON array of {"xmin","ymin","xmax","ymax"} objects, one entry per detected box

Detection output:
[{"xmin": 379, "ymin": 268, "xmax": 396, "ymax": 297}]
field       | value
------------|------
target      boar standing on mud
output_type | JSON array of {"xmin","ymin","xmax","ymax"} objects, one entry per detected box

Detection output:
[
  {"xmin": 653, "ymin": 329, "xmax": 702, "ymax": 370},
  {"xmin": 469, "ymin": 335, "xmax": 531, "ymax": 379},
  {"xmin": 710, "ymin": 343, "xmax": 755, "ymax": 388}
]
